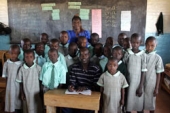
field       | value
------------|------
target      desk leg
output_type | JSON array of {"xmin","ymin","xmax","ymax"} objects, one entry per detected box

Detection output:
[
  {"xmin": 95, "ymin": 110, "xmax": 98, "ymax": 113},
  {"xmin": 46, "ymin": 106, "xmax": 56, "ymax": 113}
]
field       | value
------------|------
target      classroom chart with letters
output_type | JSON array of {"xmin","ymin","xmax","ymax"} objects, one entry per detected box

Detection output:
[{"xmin": 8, "ymin": 0, "xmax": 147, "ymax": 44}]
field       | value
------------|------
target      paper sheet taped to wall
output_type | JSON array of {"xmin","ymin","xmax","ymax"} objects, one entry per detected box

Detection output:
[{"xmin": 121, "ymin": 11, "xmax": 131, "ymax": 31}]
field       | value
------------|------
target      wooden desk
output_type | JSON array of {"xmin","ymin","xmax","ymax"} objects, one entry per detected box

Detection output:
[
  {"xmin": 161, "ymin": 70, "xmax": 170, "ymax": 94},
  {"xmin": 44, "ymin": 89, "xmax": 101, "ymax": 113}
]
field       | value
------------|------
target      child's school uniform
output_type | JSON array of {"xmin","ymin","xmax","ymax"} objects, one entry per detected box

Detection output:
[
  {"xmin": 97, "ymin": 71, "xmax": 128, "ymax": 113},
  {"xmin": 58, "ymin": 43, "xmax": 69, "ymax": 56},
  {"xmin": 40, "ymin": 61, "xmax": 67, "ymax": 90},
  {"xmin": 46, "ymin": 52, "xmax": 68, "ymax": 72},
  {"xmin": 90, "ymin": 55, "xmax": 105, "ymax": 65},
  {"xmin": 34, "ymin": 52, "xmax": 46, "ymax": 67},
  {"xmin": 44, "ymin": 44, "xmax": 50, "ymax": 57},
  {"xmin": 123, "ymin": 49, "xmax": 147, "ymax": 112},
  {"xmin": 65, "ymin": 54, "xmax": 79, "ymax": 68},
  {"xmin": 99, "ymin": 56, "xmax": 108, "ymax": 72},
  {"xmin": 88, "ymin": 44, "xmax": 94, "ymax": 57},
  {"xmin": 117, "ymin": 60, "xmax": 128, "ymax": 82},
  {"xmin": 144, "ymin": 51, "xmax": 164, "ymax": 110},
  {"xmin": 16, "ymin": 63, "xmax": 42, "ymax": 113},
  {"xmin": 2, "ymin": 60, "xmax": 23, "ymax": 112},
  {"xmin": 18, "ymin": 48, "xmax": 24, "ymax": 61}
]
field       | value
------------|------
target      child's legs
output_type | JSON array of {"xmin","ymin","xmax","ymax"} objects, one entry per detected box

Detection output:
[
  {"xmin": 62, "ymin": 108, "xmax": 73, "ymax": 113},
  {"xmin": 15, "ymin": 109, "xmax": 22, "ymax": 113},
  {"xmin": 150, "ymin": 110, "xmax": 155, "ymax": 113}
]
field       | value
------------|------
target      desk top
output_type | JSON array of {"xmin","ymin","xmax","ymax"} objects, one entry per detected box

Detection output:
[{"xmin": 44, "ymin": 89, "xmax": 101, "ymax": 110}]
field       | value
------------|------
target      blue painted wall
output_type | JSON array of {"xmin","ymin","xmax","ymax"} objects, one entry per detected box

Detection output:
[{"xmin": 0, "ymin": 35, "xmax": 10, "ymax": 50}]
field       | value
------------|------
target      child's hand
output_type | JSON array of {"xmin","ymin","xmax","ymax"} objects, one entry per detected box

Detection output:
[
  {"xmin": 136, "ymin": 87, "xmax": 142, "ymax": 97},
  {"xmin": 68, "ymin": 85, "xmax": 75, "ymax": 92},
  {"xmin": 153, "ymin": 88, "xmax": 158, "ymax": 97},
  {"xmin": 120, "ymin": 99, "xmax": 124, "ymax": 105},
  {"xmin": 21, "ymin": 93, "xmax": 26, "ymax": 100},
  {"xmin": 76, "ymin": 86, "xmax": 87, "ymax": 92}
]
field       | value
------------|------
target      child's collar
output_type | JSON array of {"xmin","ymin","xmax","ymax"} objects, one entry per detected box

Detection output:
[
  {"xmin": 106, "ymin": 71, "xmax": 120, "ymax": 77},
  {"xmin": 145, "ymin": 50, "xmax": 156, "ymax": 54},
  {"xmin": 127, "ymin": 48, "xmax": 144, "ymax": 56},
  {"xmin": 59, "ymin": 43, "xmax": 69, "ymax": 47},
  {"xmin": 7, "ymin": 59, "xmax": 22, "ymax": 65},
  {"xmin": 23, "ymin": 63, "xmax": 36, "ymax": 69},
  {"xmin": 118, "ymin": 60, "xmax": 122, "ymax": 65}
]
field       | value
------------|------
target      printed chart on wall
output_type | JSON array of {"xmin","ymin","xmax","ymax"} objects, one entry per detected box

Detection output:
[{"xmin": 8, "ymin": 0, "xmax": 147, "ymax": 43}]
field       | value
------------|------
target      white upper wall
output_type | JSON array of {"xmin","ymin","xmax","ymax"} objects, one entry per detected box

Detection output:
[
  {"xmin": 0, "ymin": 0, "xmax": 9, "ymax": 25},
  {"xmin": 146, "ymin": 0, "xmax": 170, "ymax": 33}
]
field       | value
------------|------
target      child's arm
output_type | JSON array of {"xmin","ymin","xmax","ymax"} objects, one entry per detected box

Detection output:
[
  {"xmin": 136, "ymin": 72, "xmax": 146, "ymax": 97},
  {"xmin": 120, "ymin": 88, "xmax": 125, "ymax": 105},
  {"xmin": 153, "ymin": 73, "xmax": 160, "ymax": 96},
  {"xmin": 20, "ymin": 83, "xmax": 26, "ymax": 100}
]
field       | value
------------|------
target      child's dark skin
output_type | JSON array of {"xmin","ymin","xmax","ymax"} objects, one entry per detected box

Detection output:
[
  {"xmin": 10, "ymin": 48, "xmax": 20, "ymax": 62},
  {"xmin": 21, "ymin": 41, "xmax": 31, "ymax": 51},
  {"xmin": 60, "ymin": 33, "xmax": 69, "ymax": 45},
  {"xmin": 41, "ymin": 35, "xmax": 49, "ymax": 45},
  {"xmin": 94, "ymin": 44, "xmax": 103, "ymax": 57},
  {"xmin": 68, "ymin": 44, "xmax": 78, "ymax": 58},
  {"xmin": 90, "ymin": 35, "xmax": 99, "ymax": 47},
  {"xmin": 103, "ymin": 46, "xmax": 111, "ymax": 58},
  {"xmin": 21, "ymin": 52, "xmax": 35, "ymax": 101},
  {"xmin": 77, "ymin": 38, "xmax": 87, "ymax": 49},
  {"xmin": 105, "ymin": 37, "xmax": 113, "ymax": 47},
  {"xmin": 50, "ymin": 42, "xmax": 59, "ymax": 51},
  {"xmin": 126, "ymin": 36, "xmax": 145, "ymax": 113},
  {"xmin": 35, "ymin": 44, "xmax": 44, "ymax": 56},
  {"xmin": 145, "ymin": 39, "xmax": 159, "ymax": 113}
]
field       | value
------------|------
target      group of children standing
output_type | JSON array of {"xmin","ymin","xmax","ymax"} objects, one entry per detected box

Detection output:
[{"xmin": 2, "ymin": 31, "xmax": 164, "ymax": 113}]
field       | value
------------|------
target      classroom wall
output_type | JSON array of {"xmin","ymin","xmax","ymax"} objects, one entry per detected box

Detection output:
[
  {"xmin": 0, "ymin": 0, "xmax": 170, "ymax": 65},
  {"xmin": 145, "ymin": 0, "xmax": 170, "ymax": 65}
]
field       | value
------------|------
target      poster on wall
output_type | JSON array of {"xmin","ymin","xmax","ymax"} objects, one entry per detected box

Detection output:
[
  {"xmin": 92, "ymin": 9, "xmax": 102, "ymax": 38},
  {"xmin": 121, "ymin": 11, "xmax": 131, "ymax": 31}
]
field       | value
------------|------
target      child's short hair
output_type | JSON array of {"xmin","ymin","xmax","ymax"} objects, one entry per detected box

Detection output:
[
  {"xmin": 21, "ymin": 38, "xmax": 31, "ymax": 43},
  {"xmin": 145, "ymin": 36, "xmax": 156, "ymax": 44},
  {"xmin": 131, "ymin": 33, "xmax": 141, "ymax": 40},
  {"xmin": 80, "ymin": 47, "xmax": 90, "ymax": 55},
  {"xmin": 72, "ymin": 16, "xmax": 81, "ymax": 22},
  {"xmin": 112, "ymin": 46, "xmax": 123, "ymax": 55},
  {"xmin": 50, "ymin": 38, "xmax": 59, "ymax": 44},
  {"xmin": 41, "ymin": 33, "xmax": 49, "ymax": 39},
  {"xmin": 78, "ymin": 36, "xmax": 87, "ymax": 41},
  {"xmin": 118, "ymin": 33, "xmax": 127, "ymax": 37},
  {"xmin": 69, "ymin": 42, "xmax": 77, "ymax": 49},
  {"xmin": 60, "ymin": 31, "xmax": 68, "ymax": 35},
  {"xmin": 48, "ymin": 48, "xmax": 58, "ymax": 55},
  {"xmin": 107, "ymin": 57, "xmax": 118, "ymax": 64},
  {"xmin": 35, "ymin": 42, "xmax": 44, "ymax": 49},
  {"xmin": 24, "ymin": 49, "xmax": 35, "ymax": 57},
  {"xmin": 91, "ymin": 33, "xmax": 99, "ymax": 39},
  {"xmin": 10, "ymin": 44, "xmax": 20, "ymax": 54}
]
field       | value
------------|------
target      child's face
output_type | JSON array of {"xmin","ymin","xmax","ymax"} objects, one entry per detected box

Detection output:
[
  {"xmin": 145, "ymin": 40, "xmax": 156, "ymax": 53},
  {"xmin": 60, "ymin": 33, "xmax": 69, "ymax": 45},
  {"xmin": 10, "ymin": 48, "xmax": 20, "ymax": 61},
  {"xmin": 131, "ymin": 37, "xmax": 141, "ymax": 50},
  {"xmin": 103, "ymin": 47, "xmax": 111, "ymax": 57},
  {"xmin": 72, "ymin": 19, "xmax": 82, "ymax": 31},
  {"xmin": 112, "ymin": 50, "xmax": 123, "ymax": 61},
  {"xmin": 69, "ymin": 45, "xmax": 78, "ymax": 58},
  {"xmin": 107, "ymin": 60, "xmax": 118, "ymax": 75},
  {"xmin": 41, "ymin": 35, "xmax": 48, "ymax": 44},
  {"xmin": 118, "ymin": 35, "xmax": 126, "ymax": 46},
  {"xmin": 50, "ymin": 42, "xmax": 59, "ymax": 50},
  {"xmin": 94, "ymin": 46, "xmax": 103, "ymax": 57},
  {"xmin": 123, "ymin": 39, "xmax": 131, "ymax": 49},
  {"xmin": 21, "ymin": 41, "xmax": 31, "ymax": 51},
  {"xmin": 78, "ymin": 39, "xmax": 87, "ymax": 48},
  {"xmin": 91, "ymin": 36, "xmax": 99, "ymax": 46},
  {"xmin": 48, "ymin": 51, "xmax": 58, "ymax": 63},
  {"xmin": 36, "ymin": 44, "xmax": 44, "ymax": 56},
  {"xmin": 80, "ymin": 50, "xmax": 90, "ymax": 64},
  {"xmin": 105, "ymin": 38, "xmax": 113, "ymax": 47},
  {"xmin": 24, "ymin": 53, "xmax": 34, "ymax": 66}
]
